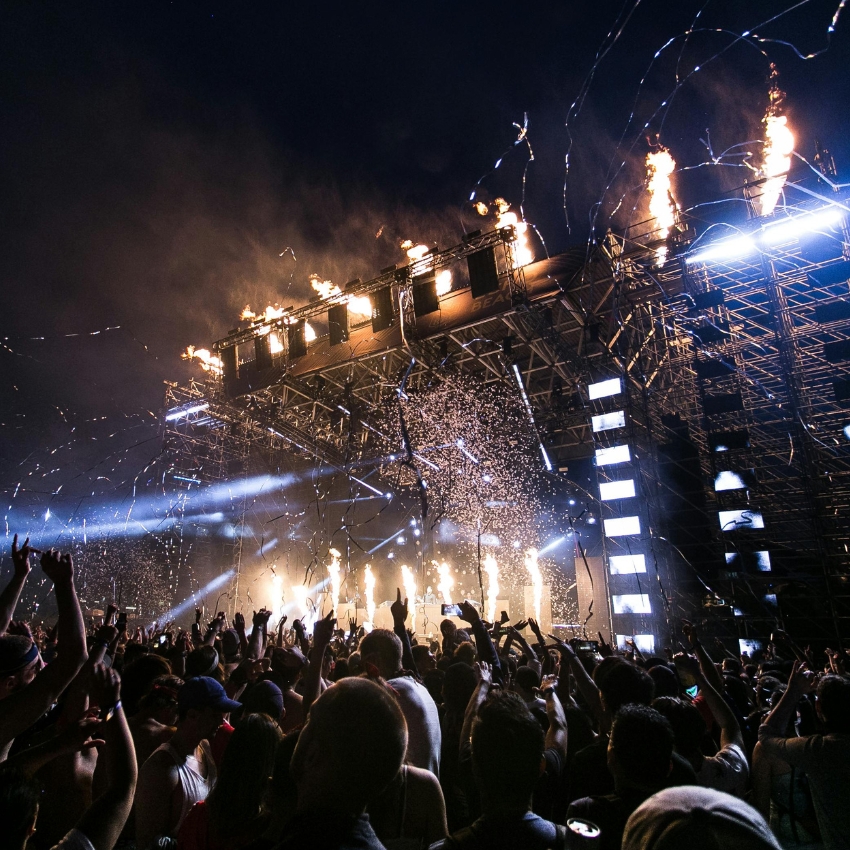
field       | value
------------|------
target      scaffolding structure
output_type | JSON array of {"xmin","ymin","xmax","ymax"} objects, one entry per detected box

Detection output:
[{"xmin": 163, "ymin": 180, "xmax": 850, "ymax": 645}]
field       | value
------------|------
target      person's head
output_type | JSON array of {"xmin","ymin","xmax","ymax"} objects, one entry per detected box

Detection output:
[
  {"xmin": 346, "ymin": 651, "xmax": 362, "ymax": 677},
  {"xmin": 453, "ymin": 641, "xmax": 477, "ymax": 666},
  {"xmin": 359, "ymin": 629, "xmax": 403, "ymax": 679},
  {"xmin": 423, "ymin": 668, "xmax": 445, "ymax": 706},
  {"xmin": 121, "ymin": 653, "xmax": 172, "ymax": 716},
  {"xmin": 442, "ymin": 662, "xmax": 477, "ymax": 714},
  {"xmin": 608, "ymin": 704, "xmax": 674, "ymax": 790},
  {"xmin": 0, "ymin": 636, "xmax": 41, "ymax": 701},
  {"xmin": 290, "ymin": 678, "xmax": 407, "ymax": 814},
  {"xmin": 722, "ymin": 657, "xmax": 743, "ymax": 676},
  {"xmin": 411, "ymin": 644, "xmax": 436, "ymax": 673},
  {"xmin": 514, "ymin": 665, "xmax": 541, "ymax": 699},
  {"xmin": 206, "ymin": 712, "xmax": 283, "ymax": 836},
  {"xmin": 0, "ymin": 766, "xmax": 40, "ymax": 850},
  {"xmin": 177, "ymin": 676, "xmax": 241, "ymax": 745},
  {"xmin": 623, "ymin": 786, "xmax": 783, "ymax": 850},
  {"xmin": 241, "ymin": 681, "xmax": 285, "ymax": 724},
  {"xmin": 651, "ymin": 696, "xmax": 706, "ymax": 758},
  {"xmin": 331, "ymin": 657, "xmax": 350, "ymax": 681},
  {"xmin": 816, "ymin": 674, "xmax": 850, "ymax": 733},
  {"xmin": 137, "ymin": 675, "xmax": 184, "ymax": 726},
  {"xmin": 755, "ymin": 675, "xmax": 785, "ymax": 710},
  {"xmin": 723, "ymin": 675, "xmax": 750, "ymax": 715},
  {"xmin": 270, "ymin": 646, "xmax": 306, "ymax": 686},
  {"xmin": 220, "ymin": 628, "xmax": 242, "ymax": 665},
  {"xmin": 648, "ymin": 665, "xmax": 680, "ymax": 698},
  {"xmin": 186, "ymin": 646, "xmax": 223, "ymax": 682},
  {"xmin": 471, "ymin": 691, "xmax": 544, "ymax": 811},
  {"xmin": 597, "ymin": 659, "xmax": 655, "ymax": 718}
]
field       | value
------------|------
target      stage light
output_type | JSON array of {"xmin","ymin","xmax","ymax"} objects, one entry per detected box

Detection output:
[
  {"xmin": 686, "ymin": 236, "xmax": 757, "ymax": 265},
  {"xmin": 512, "ymin": 540, "xmax": 521, "ymax": 548},
  {"xmin": 844, "ymin": 424, "xmax": 850, "ymax": 440},
  {"xmin": 599, "ymin": 479, "xmax": 636, "ymax": 501},
  {"xmin": 592, "ymin": 411, "xmax": 626, "ymax": 432},
  {"xmin": 764, "ymin": 593, "xmax": 778, "ymax": 607},
  {"xmin": 588, "ymin": 378, "xmax": 621, "ymax": 400},
  {"xmin": 718, "ymin": 509, "xmax": 765, "ymax": 531},
  {"xmin": 396, "ymin": 536, "xmax": 405, "ymax": 544},
  {"xmin": 609, "ymin": 554, "xmax": 646, "ymax": 574},
  {"xmin": 166, "ymin": 403, "xmax": 210, "ymax": 421},
  {"xmin": 612, "ymin": 594, "xmax": 651, "ymax": 615},
  {"xmin": 760, "ymin": 207, "xmax": 843, "ymax": 245},
  {"xmin": 604, "ymin": 516, "xmax": 641, "ymax": 537},
  {"xmin": 568, "ymin": 499, "xmax": 576, "ymax": 506},
  {"xmin": 586, "ymin": 516, "xmax": 597, "ymax": 524},
  {"xmin": 414, "ymin": 529, "xmax": 421, "ymax": 537},
  {"xmin": 483, "ymin": 474, "xmax": 492, "ymax": 483},
  {"xmin": 714, "ymin": 471, "xmax": 747, "ymax": 491},
  {"xmin": 595, "ymin": 444, "xmax": 631, "ymax": 466},
  {"xmin": 756, "ymin": 551, "xmax": 771, "ymax": 571}
]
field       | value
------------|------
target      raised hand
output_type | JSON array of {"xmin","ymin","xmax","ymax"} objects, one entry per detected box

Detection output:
[
  {"xmin": 512, "ymin": 619, "xmax": 529, "ymax": 633},
  {"xmin": 195, "ymin": 607, "xmax": 203, "ymax": 624},
  {"xmin": 681, "ymin": 618, "xmax": 698, "ymax": 647},
  {"xmin": 547, "ymin": 634, "xmax": 576, "ymax": 658},
  {"xmin": 41, "ymin": 549, "xmax": 74, "ymax": 583},
  {"xmin": 313, "ymin": 610, "xmax": 336, "ymax": 647},
  {"xmin": 673, "ymin": 652, "xmax": 701, "ymax": 678},
  {"xmin": 12, "ymin": 534, "xmax": 39, "ymax": 577},
  {"xmin": 528, "ymin": 617, "xmax": 545, "ymax": 643},
  {"xmin": 89, "ymin": 662, "xmax": 121, "ymax": 710},
  {"xmin": 56, "ymin": 716, "xmax": 105, "ymax": 754},
  {"xmin": 95, "ymin": 624, "xmax": 118, "ymax": 646},
  {"xmin": 292, "ymin": 618, "xmax": 305, "ymax": 635},
  {"xmin": 233, "ymin": 611, "xmax": 246, "ymax": 633},
  {"xmin": 391, "ymin": 587, "xmax": 409, "ymax": 624},
  {"xmin": 7, "ymin": 620, "xmax": 33, "ymax": 639},
  {"xmin": 105, "ymin": 604, "xmax": 118, "ymax": 626},
  {"xmin": 458, "ymin": 599, "xmax": 480, "ymax": 625},
  {"xmin": 788, "ymin": 660, "xmax": 818, "ymax": 695},
  {"xmin": 474, "ymin": 660, "xmax": 492, "ymax": 686}
]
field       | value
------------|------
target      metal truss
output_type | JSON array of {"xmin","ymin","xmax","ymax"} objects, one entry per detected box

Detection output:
[{"xmin": 164, "ymin": 184, "xmax": 850, "ymax": 643}]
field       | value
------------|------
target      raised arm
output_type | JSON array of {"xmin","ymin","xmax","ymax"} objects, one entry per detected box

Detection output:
[
  {"xmin": 302, "ymin": 611, "xmax": 335, "ymax": 715},
  {"xmin": 459, "ymin": 600, "xmax": 504, "ymax": 686},
  {"xmin": 460, "ymin": 662, "xmax": 492, "ymax": 747},
  {"xmin": 73, "ymin": 664, "xmax": 138, "ymax": 850},
  {"xmin": 549, "ymin": 635, "xmax": 603, "ymax": 724},
  {"xmin": 391, "ymin": 588, "xmax": 419, "ymax": 677},
  {"xmin": 540, "ymin": 675, "xmax": 568, "ymax": 759},
  {"xmin": 758, "ymin": 661, "xmax": 818, "ymax": 765},
  {"xmin": 0, "ymin": 549, "xmax": 87, "ymax": 751},
  {"xmin": 681, "ymin": 620, "xmax": 724, "ymax": 693},
  {"xmin": 248, "ymin": 608, "xmax": 271, "ymax": 660},
  {"xmin": 675, "ymin": 653, "xmax": 743, "ymax": 750},
  {"xmin": 0, "ymin": 535, "xmax": 37, "ymax": 635}
]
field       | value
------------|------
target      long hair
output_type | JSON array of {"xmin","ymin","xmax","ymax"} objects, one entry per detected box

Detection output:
[{"xmin": 206, "ymin": 712, "xmax": 283, "ymax": 837}]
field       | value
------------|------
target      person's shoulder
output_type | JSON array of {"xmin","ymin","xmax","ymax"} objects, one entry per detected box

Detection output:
[
  {"xmin": 406, "ymin": 764, "xmax": 441, "ymax": 787},
  {"xmin": 50, "ymin": 828, "xmax": 95, "ymax": 850}
]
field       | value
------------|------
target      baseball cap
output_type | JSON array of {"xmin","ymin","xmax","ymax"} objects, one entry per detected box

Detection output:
[
  {"xmin": 623, "ymin": 786, "xmax": 783, "ymax": 850},
  {"xmin": 178, "ymin": 676, "xmax": 242, "ymax": 714},
  {"xmin": 221, "ymin": 629, "xmax": 241, "ymax": 663},
  {"xmin": 241, "ymin": 680, "xmax": 284, "ymax": 718}
]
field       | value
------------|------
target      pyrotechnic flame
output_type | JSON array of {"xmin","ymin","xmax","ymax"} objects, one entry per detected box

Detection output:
[
  {"xmin": 400, "ymin": 564, "xmax": 417, "ymax": 629},
  {"xmin": 494, "ymin": 198, "xmax": 533, "ymax": 268},
  {"xmin": 269, "ymin": 332, "xmax": 283, "ymax": 354},
  {"xmin": 524, "ymin": 547, "xmax": 542, "ymax": 625},
  {"xmin": 327, "ymin": 548, "xmax": 342, "ymax": 614},
  {"xmin": 270, "ymin": 572, "xmax": 283, "ymax": 606},
  {"xmin": 759, "ymin": 115, "xmax": 794, "ymax": 217},
  {"xmin": 435, "ymin": 561, "xmax": 454, "ymax": 605},
  {"xmin": 292, "ymin": 583, "xmax": 313, "ymax": 629},
  {"xmin": 435, "ymin": 269, "xmax": 452, "ymax": 296},
  {"xmin": 304, "ymin": 321, "xmax": 317, "ymax": 342},
  {"xmin": 405, "ymin": 243, "xmax": 429, "ymax": 262},
  {"xmin": 646, "ymin": 148, "xmax": 677, "ymax": 264},
  {"xmin": 242, "ymin": 305, "xmax": 286, "ymax": 322},
  {"xmin": 182, "ymin": 346, "xmax": 223, "ymax": 376},
  {"xmin": 474, "ymin": 202, "xmax": 489, "ymax": 216},
  {"xmin": 483, "ymin": 553, "xmax": 499, "ymax": 624},
  {"xmin": 364, "ymin": 564, "xmax": 376, "ymax": 627},
  {"xmin": 309, "ymin": 274, "xmax": 371, "ymax": 320}
]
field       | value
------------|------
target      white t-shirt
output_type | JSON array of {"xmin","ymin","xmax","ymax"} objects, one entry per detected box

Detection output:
[
  {"xmin": 696, "ymin": 741, "xmax": 749, "ymax": 796},
  {"xmin": 51, "ymin": 829, "xmax": 95, "ymax": 850},
  {"xmin": 388, "ymin": 674, "xmax": 442, "ymax": 777}
]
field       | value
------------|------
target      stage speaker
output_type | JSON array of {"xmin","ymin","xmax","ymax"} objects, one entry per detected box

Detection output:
[
  {"xmin": 467, "ymin": 246, "xmax": 500, "ymax": 298},
  {"xmin": 287, "ymin": 321, "xmax": 307, "ymax": 359},
  {"xmin": 221, "ymin": 346, "xmax": 238, "ymax": 385},
  {"xmin": 412, "ymin": 273, "xmax": 439, "ymax": 316},
  {"xmin": 575, "ymin": 556, "xmax": 612, "ymax": 644},
  {"xmin": 328, "ymin": 303, "xmax": 349, "ymax": 346},
  {"xmin": 371, "ymin": 286, "xmax": 395, "ymax": 332},
  {"xmin": 254, "ymin": 334, "xmax": 272, "ymax": 371}
]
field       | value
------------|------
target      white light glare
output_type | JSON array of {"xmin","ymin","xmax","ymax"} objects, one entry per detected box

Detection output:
[
  {"xmin": 592, "ymin": 411, "xmax": 626, "ymax": 432},
  {"xmin": 595, "ymin": 444, "xmax": 631, "ymax": 466},
  {"xmin": 612, "ymin": 594, "xmax": 652, "ymax": 614},
  {"xmin": 588, "ymin": 378, "xmax": 622, "ymax": 400},
  {"xmin": 609, "ymin": 554, "xmax": 646, "ymax": 575},
  {"xmin": 165, "ymin": 402, "xmax": 210, "ymax": 421},
  {"xmin": 714, "ymin": 471, "xmax": 747, "ymax": 492},
  {"xmin": 761, "ymin": 207, "xmax": 843, "ymax": 245},
  {"xmin": 604, "ymin": 516, "xmax": 641, "ymax": 537},
  {"xmin": 616, "ymin": 634, "xmax": 655, "ymax": 653},
  {"xmin": 687, "ymin": 236, "xmax": 757, "ymax": 265},
  {"xmin": 599, "ymin": 479, "xmax": 636, "ymax": 501}
]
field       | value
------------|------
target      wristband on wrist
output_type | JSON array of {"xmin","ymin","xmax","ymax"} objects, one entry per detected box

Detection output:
[
  {"xmin": 93, "ymin": 639, "xmax": 110, "ymax": 650},
  {"xmin": 99, "ymin": 700, "xmax": 122, "ymax": 722}
]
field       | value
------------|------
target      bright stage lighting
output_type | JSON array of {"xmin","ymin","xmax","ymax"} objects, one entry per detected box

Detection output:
[
  {"xmin": 609, "ymin": 554, "xmax": 646, "ymax": 574},
  {"xmin": 595, "ymin": 444, "xmax": 631, "ymax": 466},
  {"xmin": 760, "ymin": 207, "xmax": 843, "ymax": 245},
  {"xmin": 686, "ymin": 236, "xmax": 756, "ymax": 265},
  {"xmin": 592, "ymin": 411, "xmax": 626, "ymax": 432},
  {"xmin": 616, "ymin": 634, "xmax": 655, "ymax": 653},
  {"xmin": 718, "ymin": 509, "xmax": 764, "ymax": 531},
  {"xmin": 599, "ymin": 479, "xmax": 636, "ymax": 501},
  {"xmin": 604, "ymin": 516, "xmax": 641, "ymax": 537},
  {"xmin": 612, "ymin": 594, "xmax": 651, "ymax": 614},
  {"xmin": 165, "ymin": 402, "xmax": 210, "ymax": 421},
  {"xmin": 588, "ymin": 378, "xmax": 621, "ymax": 400}
]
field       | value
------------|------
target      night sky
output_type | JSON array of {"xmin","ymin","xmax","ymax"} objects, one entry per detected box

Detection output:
[{"xmin": 1, "ymin": 0, "xmax": 849, "ymax": 536}]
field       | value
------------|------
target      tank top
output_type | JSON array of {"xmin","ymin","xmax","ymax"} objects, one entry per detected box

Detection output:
[{"xmin": 157, "ymin": 740, "xmax": 217, "ymax": 830}]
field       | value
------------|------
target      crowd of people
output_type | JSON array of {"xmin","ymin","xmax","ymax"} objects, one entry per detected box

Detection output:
[{"xmin": 1, "ymin": 534, "xmax": 849, "ymax": 850}]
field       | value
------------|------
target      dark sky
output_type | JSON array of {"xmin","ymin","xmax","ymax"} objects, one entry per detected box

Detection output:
[{"xmin": 1, "ymin": 0, "xmax": 848, "ymax": 522}]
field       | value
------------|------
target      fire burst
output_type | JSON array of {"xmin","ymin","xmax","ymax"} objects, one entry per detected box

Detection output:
[
  {"xmin": 363, "ymin": 564, "xmax": 377, "ymax": 627},
  {"xmin": 483, "ymin": 553, "xmax": 499, "ymax": 624},
  {"xmin": 758, "ymin": 64, "xmax": 794, "ymax": 217},
  {"xmin": 309, "ymin": 274, "xmax": 372, "ymax": 320},
  {"xmin": 182, "ymin": 345, "xmax": 223, "ymax": 376},
  {"xmin": 327, "ymin": 548, "xmax": 342, "ymax": 614},
  {"xmin": 435, "ymin": 561, "xmax": 454, "ymax": 604},
  {"xmin": 494, "ymin": 198, "xmax": 533, "ymax": 268},
  {"xmin": 400, "ymin": 563, "xmax": 417, "ymax": 629},
  {"xmin": 524, "ymin": 547, "xmax": 542, "ymax": 624},
  {"xmin": 646, "ymin": 148, "xmax": 677, "ymax": 265}
]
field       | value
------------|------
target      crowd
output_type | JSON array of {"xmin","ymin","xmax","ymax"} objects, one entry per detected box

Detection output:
[{"xmin": 1, "ymin": 535, "xmax": 849, "ymax": 850}]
